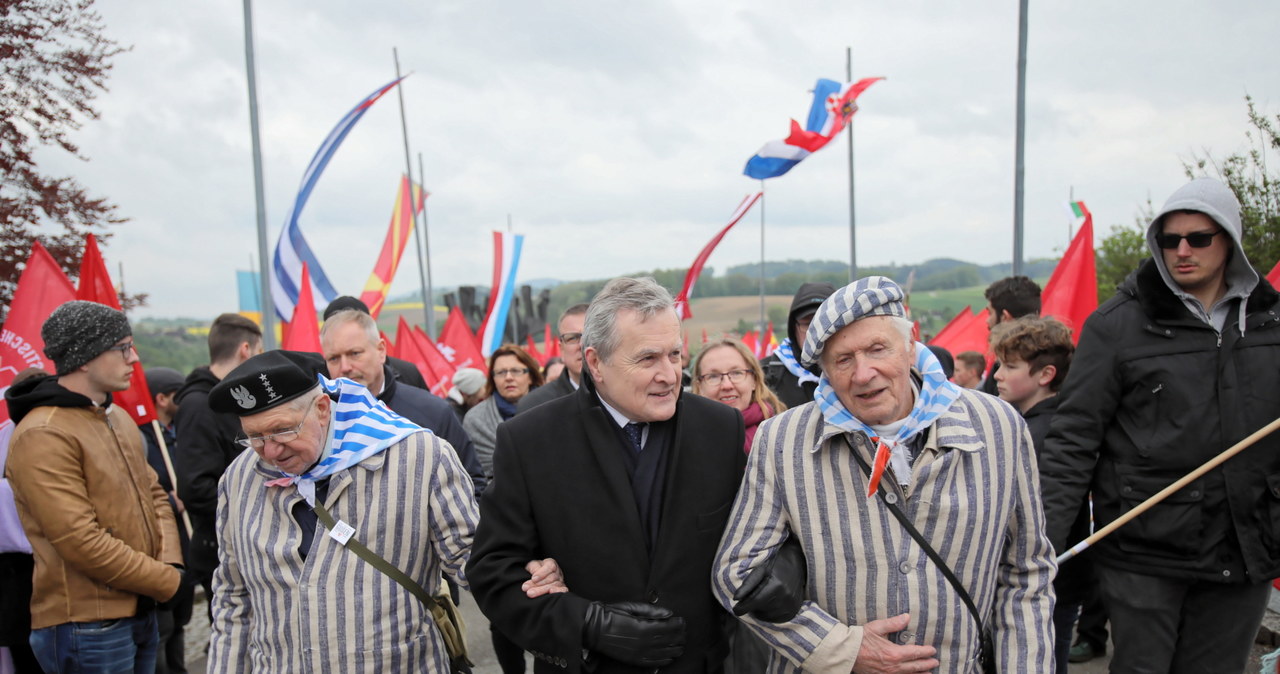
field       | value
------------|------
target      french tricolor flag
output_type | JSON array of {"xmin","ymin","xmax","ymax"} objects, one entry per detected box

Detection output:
[
  {"xmin": 744, "ymin": 77, "xmax": 883, "ymax": 180},
  {"xmin": 480, "ymin": 231, "xmax": 525, "ymax": 357}
]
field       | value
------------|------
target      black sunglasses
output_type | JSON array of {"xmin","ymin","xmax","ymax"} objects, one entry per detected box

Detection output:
[{"xmin": 1155, "ymin": 229, "xmax": 1223, "ymax": 249}]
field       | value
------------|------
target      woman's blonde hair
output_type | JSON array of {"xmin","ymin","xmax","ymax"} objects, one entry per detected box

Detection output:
[{"xmin": 690, "ymin": 337, "xmax": 786, "ymax": 418}]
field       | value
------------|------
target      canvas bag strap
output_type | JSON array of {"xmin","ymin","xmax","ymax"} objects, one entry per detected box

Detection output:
[
  {"xmin": 843, "ymin": 435, "xmax": 986, "ymax": 634},
  {"xmin": 312, "ymin": 502, "xmax": 439, "ymax": 610}
]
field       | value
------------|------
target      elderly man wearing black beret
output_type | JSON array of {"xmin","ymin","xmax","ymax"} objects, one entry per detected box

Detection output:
[
  {"xmin": 205, "ymin": 350, "xmax": 564, "ymax": 673},
  {"xmin": 5, "ymin": 300, "xmax": 184, "ymax": 674}
]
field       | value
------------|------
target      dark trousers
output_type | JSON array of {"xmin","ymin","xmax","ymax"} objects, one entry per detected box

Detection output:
[
  {"xmin": 1098, "ymin": 566, "xmax": 1270, "ymax": 673},
  {"xmin": 1074, "ymin": 583, "xmax": 1109, "ymax": 649}
]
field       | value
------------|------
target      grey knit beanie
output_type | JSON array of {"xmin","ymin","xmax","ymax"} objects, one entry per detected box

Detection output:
[{"xmin": 41, "ymin": 301, "xmax": 133, "ymax": 375}]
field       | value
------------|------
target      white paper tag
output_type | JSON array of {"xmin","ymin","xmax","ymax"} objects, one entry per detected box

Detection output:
[{"xmin": 328, "ymin": 520, "xmax": 356, "ymax": 546}]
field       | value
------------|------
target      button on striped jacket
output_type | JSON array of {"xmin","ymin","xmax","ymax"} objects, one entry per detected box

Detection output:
[
  {"xmin": 713, "ymin": 391, "xmax": 1056, "ymax": 672},
  {"xmin": 209, "ymin": 431, "xmax": 479, "ymax": 672}
]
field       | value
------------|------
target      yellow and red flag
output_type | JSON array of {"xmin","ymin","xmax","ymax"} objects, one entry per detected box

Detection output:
[{"xmin": 359, "ymin": 175, "xmax": 427, "ymax": 318}]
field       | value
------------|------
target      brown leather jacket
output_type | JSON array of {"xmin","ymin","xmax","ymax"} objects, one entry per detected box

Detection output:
[{"xmin": 5, "ymin": 377, "xmax": 182, "ymax": 629}]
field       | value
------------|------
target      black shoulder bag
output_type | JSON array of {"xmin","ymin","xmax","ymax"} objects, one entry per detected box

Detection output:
[
  {"xmin": 313, "ymin": 502, "xmax": 474, "ymax": 673},
  {"xmin": 844, "ymin": 436, "xmax": 996, "ymax": 673}
]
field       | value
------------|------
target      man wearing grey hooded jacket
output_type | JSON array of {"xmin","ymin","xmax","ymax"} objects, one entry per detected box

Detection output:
[{"xmin": 1040, "ymin": 177, "xmax": 1280, "ymax": 673}]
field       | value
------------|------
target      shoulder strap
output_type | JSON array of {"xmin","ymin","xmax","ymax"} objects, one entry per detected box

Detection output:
[
  {"xmin": 843, "ymin": 435, "xmax": 985, "ymax": 633},
  {"xmin": 313, "ymin": 502, "xmax": 439, "ymax": 610}
]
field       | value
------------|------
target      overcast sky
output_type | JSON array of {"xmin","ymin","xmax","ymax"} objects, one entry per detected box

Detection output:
[{"xmin": 39, "ymin": 0, "xmax": 1280, "ymax": 319}]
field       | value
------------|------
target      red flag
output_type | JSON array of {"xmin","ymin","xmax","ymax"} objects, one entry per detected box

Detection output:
[
  {"xmin": 282, "ymin": 263, "xmax": 322, "ymax": 354},
  {"xmin": 381, "ymin": 331, "xmax": 398, "ymax": 359},
  {"xmin": 1041, "ymin": 202, "xmax": 1098, "ymax": 343},
  {"xmin": 75, "ymin": 235, "xmax": 156, "ymax": 425},
  {"xmin": 741, "ymin": 331, "xmax": 758, "ymax": 356},
  {"xmin": 928, "ymin": 306, "xmax": 993, "ymax": 367},
  {"xmin": 412, "ymin": 326, "xmax": 458, "ymax": 395},
  {"xmin": 439, "ymin": 306, "xmax": 487, "ymax": 374},
  {"xmin": 1266, "ymin": 259, "xmax": 1280, "ymax": 287},
  {"xmin": 543, "ymin": 323, "xmax": 559, "ymax": 360},
  {"xmin": 0, "ymin": 242, "xmax": 77, "ymax": 426},
  {"xmin": 394, "ymin": 318, "xmax": 439, "ymax": 390},
  {"xmin": 525, "ymin": 334, "xmax": 545, "ymax": 366},
  {"xmin": 674, "ymin": 193, "xmax": 762, "ymax": 319},
  {"xmin": 359, "ymin": 175, "xmax": 427, "ymax": 318}
]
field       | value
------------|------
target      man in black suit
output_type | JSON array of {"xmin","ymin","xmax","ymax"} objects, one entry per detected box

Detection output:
[
  {"xmin": 517, "ymin": 303, "xmax": 587, "ymax": 413},
  {"xmin": 468, "ymin": 277, "xmax": 746, "ymax": 672}
]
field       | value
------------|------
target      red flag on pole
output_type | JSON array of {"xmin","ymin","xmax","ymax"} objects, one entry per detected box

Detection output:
[
  {"xmin": 282, "ymin": 263, "xmax": 322, "ymax": 354},
  {"xmin": 1041, "ymin": 202, "xmax": 1098, "ymax": 342},
  {"xmin": 394, "ymin": 318, "xmax": 439, "ymax": 391},
  {"xmin": 543, "ymin": 323, "xmax": 559, "ymax": 360},
  {"xmin": 0, "ymin": 242, "xmax": 77, "ymax": 427},
  {"xmin": 524, "ymin": 335, "xmax": 545, "ymax": 366},
  {"xmin": 439, "ymin": 306, "xmax": 487, "ymax": 373},
  {"xmin": 1266, "ymin": 260, "xmax": 1280, "ymax": 287},
  {"xmin": 674, "ymin": 193, "xmax": 762, "ymax": 319},
  {"xmin": 75, "ymin": 235, "xmax": 156, "ymax": 425},
  {"xmin": 412, "ymin": 326, "xmax": 458, "ymax": 395},
  {"xmin": 928, "ymin": 306, "xmax": 993, "ymax": 364},
  {"xmin": 359, "ymin": 175, "xmax": 427, "ymax": 318}
]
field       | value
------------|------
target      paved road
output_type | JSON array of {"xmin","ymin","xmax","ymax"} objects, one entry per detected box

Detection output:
[{"xmin": 186, "ymin": 590, "xmax": 1276, "ymax": 673}]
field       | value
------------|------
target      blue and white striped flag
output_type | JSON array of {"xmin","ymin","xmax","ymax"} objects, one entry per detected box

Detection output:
[{"xmin": 270, "ymin": 77, "xmax": 406, "ymax": 319}]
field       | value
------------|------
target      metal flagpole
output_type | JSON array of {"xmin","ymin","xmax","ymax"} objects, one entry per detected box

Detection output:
[
  {"xmin": 846, "ymin": 46, "xmax": 858, "ymax": 282},
  {"xmin": 242, "ymin": 0, "xmax": 276, "ymax": 348},
  {"xmin": 759, "ymin": 180, "xmax": 767, "ymax": 338},
  {"xmin": 417, "ymin": 153, "xmax": 436, "ymax": 336},
  {"xmin": 1012, "ymin": 0, "xmax": 1029, "ymax": 277},
  {"xmin": 392, "ymin": 47, "xmax": 432, "ymax": 329}
]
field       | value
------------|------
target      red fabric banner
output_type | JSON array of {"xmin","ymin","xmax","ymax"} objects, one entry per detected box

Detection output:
[
  {"xmin": 0, "ymin": 242, "xmax": 77, "ymax": 427},
  {"xmin": 412, "ymin": 326, "xmax": 457, "ymax": 396},
  {"xmin": 1041, "ymin": 203, "xmax": 1098, "ymax": 342},
  {"xmin": 75, "ymin": 235, "xmax": 156, "ymax": 425},
  {"xmin": 395, "ymin": 317, "xmax": 439, "ymax": 392},
  {"xmin": 281, "ymin": 263, "xmax": 322, "ymax": 354},
  {"xmin": 1266, "ymin": 259, "xmax": 1280, "ymax": 287},
  {"xmin": 439, "ymin": 306, "xmax": 487, "ymax": 374},
  {"xmin": 674, "ymin": 193, "xmax": 762, "ymax": 319}
]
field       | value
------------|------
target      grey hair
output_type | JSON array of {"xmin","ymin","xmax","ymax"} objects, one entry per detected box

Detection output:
[
  {"xmin": 582, "ymin": 277, "xmax": 675, "ymax": 362},
  {"xmin": 889, "ymin": 316, "xmax": 914, "ymax": 348},
  {"xmin": 282, "ymin": 385, "xmax": 324, "ymax": 414},
  {"xmin": 320, "ymin": 309, "xmax": 379, "ymax": 346}
]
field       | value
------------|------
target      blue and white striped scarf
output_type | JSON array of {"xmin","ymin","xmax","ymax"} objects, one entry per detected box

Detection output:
[
  {"xmin": 815, "ymin": 341, "xmax": 961, "ymax": 449},
  {"xmin": 774, "ymin": 338, "xmax": 820, "ymax": 386},
  {"xmin": 269, "ymin": 375, "xmax": 428, "ymax": 506}
]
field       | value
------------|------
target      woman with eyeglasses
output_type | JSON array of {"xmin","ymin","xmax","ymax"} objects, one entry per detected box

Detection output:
[
  {"xmin": 691, "ymin": 337, "xmax": 786, "ymax": 454},
  {"xmin": 463, "ymin": 344, "xmax": 544, "ymax": 480}
]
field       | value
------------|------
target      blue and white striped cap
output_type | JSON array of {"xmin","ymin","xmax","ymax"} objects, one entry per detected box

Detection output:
[{"xmin": 800, "ymin": 276, "xmax": 905, "ymax": 367}]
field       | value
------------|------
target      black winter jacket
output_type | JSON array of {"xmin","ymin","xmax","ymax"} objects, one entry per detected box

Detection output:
[{"xmin": 1041, "ymin": 258, "xmax": 1280, "ymax": 582}]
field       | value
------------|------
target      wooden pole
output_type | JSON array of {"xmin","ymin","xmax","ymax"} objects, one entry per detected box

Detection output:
[
  {"xmin": 151, "ymin": 419, "xmax": 194, "ymax": 538},
  {"xmin": 1058, "ymin": 415, "xmax": 1280, "ymax": 564}
]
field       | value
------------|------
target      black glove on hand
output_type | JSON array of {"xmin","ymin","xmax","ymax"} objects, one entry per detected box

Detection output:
[
  {"xmin": 582, "ymin": 601, "xmax": 686, "ymax": 667},
  {"xmin": 732, "ymin": 536, "xmax": 807, "ymax": 622},
  {"xmin": 157, "ymin": 565, "xmax": 187, "ymax": 612}
]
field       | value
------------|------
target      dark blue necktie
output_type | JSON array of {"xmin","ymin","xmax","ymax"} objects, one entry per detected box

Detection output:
[{"xmin": 623, "ymin": 422, "xmax": 645, "ymax": 453}]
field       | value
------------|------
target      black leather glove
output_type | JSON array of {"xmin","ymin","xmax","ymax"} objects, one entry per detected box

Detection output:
[
  {"xmin": 157, "ymin": 565, "xmax": 187, "ymax": 612},
  {"xmin": 732, "ymin": 536, "xmax": 807, "ymax": 622},
  {"xmin": 582, "ymin": 601, "xmax": 686, "ymax": 667}
]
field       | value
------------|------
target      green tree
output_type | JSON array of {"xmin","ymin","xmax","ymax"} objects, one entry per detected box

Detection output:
[
  {"xmin": 0, "ymin": 0, "xmax": 138, "ymax": 311},
  {"xmin": 1183, "ymin": 95, "xmax": 1280, "ymax": 271},
  {"xmin": 1095, "ymin": 203, "xmax": 1153, "ymax": 303}
]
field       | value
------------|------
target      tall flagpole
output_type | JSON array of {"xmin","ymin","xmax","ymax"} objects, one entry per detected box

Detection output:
[
  {"xmin": 392, "ymin": 48, "xmax": 431, "ymax": 329},
  {"xmin": 846, "ymin": 46, "xmax": 858, "ymax": 282},
  {"xmin": 759, "ymin": 180, "xmax": 767, "ymax": 338},
  {"xmin": 417, "ymin": 153, "xmax": 436, "ymax": 336},
  {"xmin": 242, "ymin": 0, "xmax": 276, "ymax": 348},
  {"xmin": 1013, "ymin": 0, "xmax": 1029, "ymax": 276}
]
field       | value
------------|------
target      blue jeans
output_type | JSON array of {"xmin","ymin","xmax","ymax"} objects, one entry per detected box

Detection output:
[{"xmin": 29, "ymin": 611, "xmax": 158, "ymax": 674}]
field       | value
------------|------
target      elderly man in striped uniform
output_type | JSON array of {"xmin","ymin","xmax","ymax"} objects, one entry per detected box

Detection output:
[
  {"xmin": 204, "ymin": 350, "xmax": 485, "ymax": 672},
  {"xmin": 713, "ymin": 277, "xmax": 1056, "ymax": 673}
]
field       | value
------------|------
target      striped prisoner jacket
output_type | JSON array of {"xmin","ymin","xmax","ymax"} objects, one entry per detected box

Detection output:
[
  {"xmin": 208, "ymin": 430, "xmax": 478, "ymax": 672},
  {"xmin": 713, "ymin": 390, "xmax": 1057, "ymax": 673}
]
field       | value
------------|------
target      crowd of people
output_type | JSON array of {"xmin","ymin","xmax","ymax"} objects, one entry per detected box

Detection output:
[{"xmin": 0, "ymin": 176, "xmax": 1277, "ymax": 673}]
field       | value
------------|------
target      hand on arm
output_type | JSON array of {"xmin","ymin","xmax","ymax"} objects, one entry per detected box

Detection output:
[
  {"xmin": 732, "ymin": 535, "xmax": 807, "ymax": 622},
  {"xmin": 521, "ymin": 558, "xmax": 568, "ymax": 598}
]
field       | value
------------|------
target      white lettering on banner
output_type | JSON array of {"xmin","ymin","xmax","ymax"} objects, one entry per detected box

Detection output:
[{"xmin": 0, "ymin": 329, "xmax": 46, "ymax": 369}]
